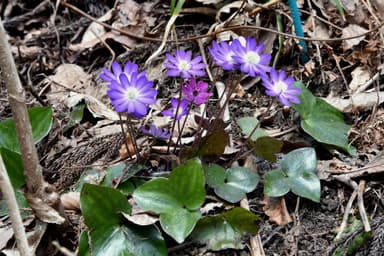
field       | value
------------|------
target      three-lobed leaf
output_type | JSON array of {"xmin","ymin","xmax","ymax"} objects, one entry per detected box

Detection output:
[
  {"xmin": 205, "ymin": 164, "xmax": 259, "ymax": 203},
  {"xmin": 264, "ymin": 147, "xmax": 320, "ymax": 202},
  {"xmin": 133, "ymin": 158, "xmax": 205, "ymax": 243}
]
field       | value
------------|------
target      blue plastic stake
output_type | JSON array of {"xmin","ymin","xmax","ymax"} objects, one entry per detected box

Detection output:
[{"xmin": 287, "ymin": 0, "xmax": 309, "ymax": 64}]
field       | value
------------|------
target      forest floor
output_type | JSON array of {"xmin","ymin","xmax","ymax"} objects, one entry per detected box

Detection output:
[{"xmin": 1, "ymin": 0, "xmax": 384, "ymax": 255}]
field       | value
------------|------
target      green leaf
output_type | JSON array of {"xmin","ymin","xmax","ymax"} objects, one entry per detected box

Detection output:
[
  {"xmin": 0, "ymin": 190, "xmax": 29, "ymax": 217},
  {"xmin": 237, "ymin": 117, "xmax": 266, "ymax": 141},
  {"xmin": 133, "ymin": 158, "xmax": 205, "ymax": 243},
  {"xmin": 80, "ymin": 184, "xmax": 131, "ymax": 228},
  {"xmin": 170, "ymin": 159, "xmax": 206, "ymax": 209},
  {"xmin": 264, "ymin": 169, "xmax": 290, "ymax": 197},
  {"xmin": 191, "ymin": 207, "xmax": 259, "ymax": 251},
  {"xmin": 253, "ymin": 136, "xmax": 283, "ymax": 162},
  {"xmin": 90, "ymin": 223, "xmax": 167, "ymax": 256},
  {"xmin": 101, "ymin": 163, "xmax": 126, "ymax": 187},
  {"xmin": 264, "ymin": 147, "xmax": 320, "ymax": 202},
  {"xmin": 78, "ymin": 231, "xmax": 91, "ymax": 256},
  {"xmin": 0, "ymin": 147, "xmax": 25, "ymax": 189},
  {"xmin": 292, "ymin": 83, "xmax": 355, "ymax": 155},
  {"xmin": 132, "ymin": 178, "xmax": 180, "ymax": 213},
  {"xmin": 205, "ymin": 165, "xmax": 259, "ymax": 203},
  {"xmin": 0, "ymin": 107, "xmax": 53, "ymax": 153},
  {"xmin": 160, "ymin": 208, "xmax": 201, "ymax": 243}
]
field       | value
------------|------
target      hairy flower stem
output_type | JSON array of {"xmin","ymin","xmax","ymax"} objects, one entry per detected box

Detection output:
[
  {"xmin": 246, "ymin": 99, "xmax": 274, "ymax": 141},
  {"xmin": 118, "ymin": 114, "xmax": 132, "ymax": 160},
  {"xmin": 126, "ymin": 115, "xmax": 141, "ymax": 162},
  {"xmin": 166, "ymin": 80, "xmax": 183, "ymax": 154},
  {"xmin": 173, "ymin": 106, "xmax": 192, "ymax": 153}
]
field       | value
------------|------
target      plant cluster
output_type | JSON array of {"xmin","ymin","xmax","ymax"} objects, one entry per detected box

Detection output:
[{"xmin": 0, "ymin": 36, "xmax": 356, "ymax": 255}]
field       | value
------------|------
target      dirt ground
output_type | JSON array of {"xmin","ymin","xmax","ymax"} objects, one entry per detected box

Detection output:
[{"xmin": 1, "ymin": 0, "xmax": 384, "ymax": 255}]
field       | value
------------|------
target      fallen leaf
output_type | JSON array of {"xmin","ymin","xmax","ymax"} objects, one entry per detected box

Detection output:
[
  {"xmin": 195, "ymin": 0, "xmax": 223, "ymax": 4},
  {"xmin": 342, "ymin": 24, "xmax": 368, "ymax": 50},
  {"xmin": 349, "ymin": 67, "xmax": 371, "ymax": 93},
  {"xmin": 61, "ymin": 192, "xmax": 80, "ymax": 211},
  {"xmin": 324, "ymin": 91, "xmax": 384, "ymax": 112},
  {"xmin": 262, "ymin": 196, "xmax": 292, "ymax": 225}
]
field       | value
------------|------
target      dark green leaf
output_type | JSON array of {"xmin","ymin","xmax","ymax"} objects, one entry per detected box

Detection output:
[
  {"xmin": 253, "ymin": 136, "xmax": 283, "ymax": 162},
  {"xmin": 197, "ymin": 120, "xmax": 228, "ymax": 160},
  {"xmin": 191, "ymin": 207, "xmax": 259, "ymax": 251},
  {"xmin": 133, "ymin": 159, "xmax": 205, "ymax": 243},
  {"xmin": 78, "ymin": 231, "xmax": 91, "ymax": 256},
  {"xmin": 170, "ymin": 158, "xmax": 205, "ymax": 210},
  {"xmin": 292, "ymin": 83, "xmax": 355, "ymax": 155},
  {"xmin": 80, "ymin": 184, "xmax": 131, "ymax": 228},
  {"xmin": 90, "ymin": 223, "xmax": 167, "ymax": 256},
  {"xmin": 0, "ymin": 147, "xmax": 24, "ymax": 189},
  {"xmin": 0, "ymin": 107, "xmax": 53, "ymax": 153},
  {"xmin": 132, "ymin": 178, "xmax": 180, "ymax": 213},
  {"xmin": 237, "ymin": 117, "xmax": 266, "ymax": 141}
]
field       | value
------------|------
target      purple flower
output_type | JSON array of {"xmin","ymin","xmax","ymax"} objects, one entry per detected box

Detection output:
[
  {"xmin": 107, "ymin": 71, "xmax": 157, "ymax": 118},
  {"xmin": 209, "ymin": 40, "xmax": 237, "ymax": 70},
  {"xmin": 100, "ymin": 61, "xmax": 141, "ymax": 83},
  {"xmin": 182, "ymin": 78, "xmax": 213, "ymax": 105},
  {"xmin": 163, "ymin": 50, "xmax": 206, "ymax": 78},
  {"xmin": 232, "ymin": 37, "xmax": 272, "ymax": 77},
  {"xmin": 262, "ymin": 69, "xmax": 301, "ymax": 106},
  {"xmin": 140, "ymin": 125, "xmax": 170, "ymax": 140},
  {"xmin": 162, "ymin": 98, "xmax": 189, "ymax": 120}
]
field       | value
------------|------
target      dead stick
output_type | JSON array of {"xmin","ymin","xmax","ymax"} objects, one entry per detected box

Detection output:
[
  {"xmin": 335, "ymin": 188, "xmax": 358, "ymax": 240},
  {"xmin": 0, "ymin": 154, "xmax": 31, "ymax": 256},
  {"xmin": 0, "ymin": 18, "xmax": 63, "ymax": 222},
  {"xmin": 357, "ymin": 180, "xmax": 371, "ymax": 232}
]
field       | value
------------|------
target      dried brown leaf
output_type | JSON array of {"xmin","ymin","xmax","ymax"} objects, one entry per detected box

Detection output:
[{"xmin": 262, "ymin": 196, "xmax": 292, "ymax": 225}]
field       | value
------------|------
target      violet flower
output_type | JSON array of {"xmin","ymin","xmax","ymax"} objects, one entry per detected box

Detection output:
[
  {"xmin": 262, "ymin": 69, "xmax": 301, "ymax": 106},
  {"xmin": 107, "ymin": 72, "xmax": 157, "ymax": 118},
  {"xmin": 162, "ymin": 98, "xmax": 189, "ymax": 120},
  {"xmin": 209, "ymin": 40, "xmax": 237, "ymax": 71},
  {"xmin": 140, "ymin": 125, "xmax": 170, "ymax": 140},
  {"xmin": 231, "ymin": 37, "xmax": 272, "ymax": 77},
  {"xmin": 100, "ymin": 61, "xmax": 145, "ymax": 83},
  {"xmin": 163, "ymin": 50, "xmax": 206, "ymax": 78},
  {"xmin": 182, "ymin": 78, "xmax": 213, "ymax": 105}
]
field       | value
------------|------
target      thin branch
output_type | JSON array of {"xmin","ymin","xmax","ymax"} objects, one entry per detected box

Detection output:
[
  {"xmin": 0, "ymin": 154, "xmax": 32, "ymax": 256},
  {"xmin": 0, "ymin": 18, "xmax": 64, "ymax": 223}
]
